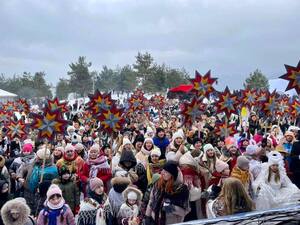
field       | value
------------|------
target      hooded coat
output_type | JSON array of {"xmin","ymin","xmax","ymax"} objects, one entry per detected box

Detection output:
[{"xmin": 1, "ymin": 198, "xmax": 35, "ymax": 225}]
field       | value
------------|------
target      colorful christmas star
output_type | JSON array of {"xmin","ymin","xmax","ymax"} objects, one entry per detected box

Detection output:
[
  {"xmin": 150, "ymin": 94, "xmax": 165, "ymax": 109},
  {"xmin": 46, "ymin": 97, "xmax": 69, "ymax": 113},
  {"xmin": 6, "ymin": 119, "xmax": 27, "ymax": 140},
  {"xmin": 242, "ymin": 89, "xmax": 257, "ymax": 108},
  {"xmin": 276, "ymin": 96, "xmax": 290, "ymax": 117},
  {"xmin": 133, "ymin": 88, "xmax": 145, "ymax": 98},
  {"xmin": 216, "ymin": 87, "xmax": 238, "ymax": 117},
  {"xmin": 4, "ymin": 101, "xmax": 16, "ymax": 113},
  {"xmin": 215, "ymin": 122, "xmax": 236, "ymax": 137},
  {"xmin": 15, "ymin": 98, "xmax": 30, "ymax": 114},
  {"xmin": 97, "ymin": 105, "xmax": 125, "ymax": 133},
  {"xmin": 279, "ymin": 60, "xmax": 300, "ymax": 94},
  {"xmin": 262, "ymin": 90, "xmax": 278, "ymax": 116},
  {"xmin": 88, "ymin": 90, "xmax": 116, "ymax": 116},
  {"xmin": 128, "ymin": 95, "xmax": 144, "ymax": 111},
  {"xmin": 190, "ymin": 70, "xmax": 217, "ymax": 98},
  {"xmin": 0, "ymin": 111, "xmax": 12, "ymax": 124},
  {"xmin": 181, "ymin": 97, "xmax": 206, "ymax": 125},
  {"xmin": 82, "ymin": 111, "xmax": 96, "ymax": 126},
  {"xmin": 30, "ymin": 108, "xmax": 68, "ymax": 141},
  {"xmin": 290, "ymin": 99, "xmax": 300, "ymax": 118}
]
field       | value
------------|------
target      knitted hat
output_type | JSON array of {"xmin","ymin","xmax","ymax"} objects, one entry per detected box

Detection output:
[
  {"xmin": 90, "ymin": 144, "xmax": 100, "ymax": 152},
  {"xmin": 127, "ymin": 191, "xmax": 138, "ymax": 200},
  {"xmin": 267, "ymin": 151, "xmax": 283, "ymax": 166},
  {"xmin": 64, "ymin": 143, "xmax": 75, "ymax": 152},
  {"xmin": 144, "ymin": 137, "xmax": 154, "ymax": 145},
  {"xmin": 89, "ymin": 177, "xmax": 104, "ymax": 191},
  {"xmin": 163, "ymin": 162, "xmax": 178, "ymax": 180},
  {"xmin": 75, "ymin": 143, "xmax": 85, "ymax": 152},
  {"xmin": 46, "ymin": 184, "xmax": 62, "ymax": 200},
  {"xmin": 122, "ymin": 138, "xmax": 132, "ymax": 146},
  {"xmin": 166, "ymin": 151, "xmax": 176, "ymax": 161},
  {"xmin": 23, "ymin": 139, "xmax": 34, "ymax": 146},
  {"xmin": 237, "ymin": 156, "xmax": 250, "ymax": 170},
  {"xmin": 172, "ymin": 129, "xmax": 184, "ymax": 140},
  {"xmin": 225, "ymin": 137, "xmax": 236, "ymax": 149},
  {"xmin": 150, "ymin": 148, "xmax": 161, "ymax": 157},
  {"xmin": 0, "ymin": 156, "xmax": 5, "ymax": 168},
  {"xmin": 250, "ymin": 111, "xmax": 256, "ymax": 117},
  {"xmin": 55, "ymin": 146, "xmax": 64, "ymax": 152},
  {"xmin": 245, "ymin": 144, "xmax": 258, "ymax": 156},
  {"xmin": 215, "ymin": 160, "xmax": 229, "ymax": 173},
  {"xmin": 203, "ymin": 144, "xmax": 214, "ymax": 154},
  {"xmin": 22, "ymin": 143, "xmax": 33, "ymax": 154},
  {"xmin": 36, "ymin": 148, "xmax": 51, "ymax": 160}
]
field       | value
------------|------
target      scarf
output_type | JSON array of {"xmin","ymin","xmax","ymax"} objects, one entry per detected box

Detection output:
[
  {"xmin": 88, "ymin": 155, "xmax": 110, "ymax": 178},
  {"xmin": 44, "ymin": 200, "xmax": 66, "ymax": 225},
  {"xmin": 21, "ymin": 154, "xmax": 35, "ymax": 164},
  {"xmin": 231, "ymin": 167, "xmax": 250, "ymax": 186}
]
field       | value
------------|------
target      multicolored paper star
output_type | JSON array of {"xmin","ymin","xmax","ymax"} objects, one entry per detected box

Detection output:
[
  {"xmin": 15, "ymin": 98, "xmax": 30, "ymax": 114},
  {"xmin": 181, "ymin": 97, "xmax": 206, "ymax": 125},
  {"xmin": 290, "ymin": 99, "xmax": 300, "ymax": 118},
  {"xmin": 262, "ymin": 90, "xmax": 278, "ymax": 116},
  {"xmin": 215, "ymin": 122, "xmax": 236, "ymax": 137},
  {"xmin": 97, "ymin": 105, "xmax": 125, "ymax": 133},
  {"xmin": 88, "ymin": 90, "xmax": 116, "ymax": 116},
  {"xmin": 276, "ymin": 96, "xmax": 290, "ymax": 117},
  {"xmin": 46, "ymin": 97, "xmax": 69, "ymax": 113},
  {"xmin": 216, "ymin": 87, "xmax": 238, "ymax": 117},
  {"xmin": 150, "ymin": 95, "xmax": 165, "ymax": 109},
  {"xmin": 4, "ymin": 101, "xmax": 16, "ymax": 113},
  {"xmin": 0, "ymin": 111, "xmax": 12, "ymax": 124},
  {"xmin": 128, "ymin": 95, "xmax": 145, "ymax": 111},
  {"xmin": 6, "ymin": 119, "xmax": 27, "ymax": 140},
  {"xmin": 190, "ymin": 70, "xmax": 217, "ymax": 98},
  {"xmin": 30, "ymin": 108, "xmax": 68, "ymax": 141},
  {"xmin": 279, "ymin": 60, "xmax": 300, "ymax": 94},
  {"xmin": 82, "ymin": 111, "xmax": 95, "ymax": 126},
  {"xmin": 242, "ymin": 89, "xmax": 257, "ymax": 108}
]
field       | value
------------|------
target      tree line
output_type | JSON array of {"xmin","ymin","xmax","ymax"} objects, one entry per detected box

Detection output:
[{"xmin": 0, "ymin": 52, "xmax": 269, "ymax": 100}]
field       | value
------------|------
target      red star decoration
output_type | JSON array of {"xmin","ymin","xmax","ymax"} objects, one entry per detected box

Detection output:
[
  {"xmin": 190, "ymin": 70, "xmax": 217, "ymax": 98},
  {"xmin": 4, "ymin": 101, "xmax": 16, "ymax": 113},
  {"xmin": 97, "ymin": 105, "xmax": 125, "ymax": 134},
  {"xmin": 30, "ymin": 108, "xmax": 68, "ymax": 141},
  {"xmin": 16, "ymin": 98, "xmax": 30, "ymax": 114},
  {"xmin": 279, "ymin": 60, "xmax": 300, "ymax": 94},
  {"xmin": 215, "ymin": 122, "xmax": 237, "ymax": 137},
  {"xmin": 276, "ymin": 96, "xmax": 290, "ymax": 117},
  {"xmin": 290, "ymin": 99, "xmax": 300, "ymax": 118},
  {"xmin": 242, "ymin": 89, "xmax": 257, "ymax": 108},
  {"xmin": 216, "ymin": 87, "xmax": 238, "ymax": 117},
  {"xmin": 0, "ymin": 111, "xmax": 12, "ymax": 124},
  {"xmin": 262, "ymin": 90, "xmax": 278, "ymax": 116},
  {"xmin": 181, "ymin": 97, "xmax": 206, "ymax": 125},
  {"xmin": 133, "ymin": 89, "xmax": 145, "ymax": 98},
  {"xmin": 88, "ymin": 90, "xmax": 116, "ymax": 116},
  {"xmin": 150, "ymin": 95, "xmax": 165, "ymax": 109},
  {"xmin": 6, "ymin": 119, "xmax": 27, "ymax": 140},
  {"xmin": 128, "ymin": 95, "xmax": 145, "ymax": 111},
  {"xmin": 46, "ymin": 97, "xmax": 69, "ymax": 113},
  {"xmin": 82, "ymin": 111, "xmax": 95, "ymax": 126}
]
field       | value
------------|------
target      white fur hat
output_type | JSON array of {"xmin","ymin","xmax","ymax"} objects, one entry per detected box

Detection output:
[
  {"xmin": 64, "ymin": 143, "xmax": 75, "ymax": 152},
  {"xmin": 144, "ymin": 137, "xmax": 154, "ymax": 145},
  {"xmin": 36, "ymin": 148, "xmax": 51, "ymax": 160},
  {"xmin": 122, "ymin": 137, "xmax": 132, "ymax": 146},
  {"xmin": 172, "ymin": 129, "xmax": 184, "ymax": 140},
  {"xmin": 203, "ymin": 144, "xmax": 214, "ymax": 154},
  {"xmin": 166, "ymin": 151, "xmax": 176, "ymax": 161},
  {"xmin": 127, "ymin": 191, "xmax": 138, "ymax": 200},
  {"xmin": 150, "ymin": 148, "xmax": 161, "ymax": 157},
  {"xmin": 267, "ymin": 151, "xmax": 283, "ymax": 166}
]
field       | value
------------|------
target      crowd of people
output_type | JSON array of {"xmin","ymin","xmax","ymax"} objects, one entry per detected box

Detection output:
[{"xmin": 0, "ymin": 99, "xmax": 300, "ymax": 225}]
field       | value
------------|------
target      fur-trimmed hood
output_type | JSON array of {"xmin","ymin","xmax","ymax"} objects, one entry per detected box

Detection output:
[
  {"xmin": 122, "ymin": 186, "xmax": 143, "ymax": 202},
  {"xmin": 111, "ymin": 176, "xmax": 131, "ymax": 193},
  {"xmin": 1, "ymin": 198, "xmax": 30, "ymax": 225}
]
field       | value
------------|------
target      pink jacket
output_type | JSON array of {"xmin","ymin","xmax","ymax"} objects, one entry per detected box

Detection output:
[{"xmin": 37, "ymin": 204, "xmax": 75, "ymax": 225}]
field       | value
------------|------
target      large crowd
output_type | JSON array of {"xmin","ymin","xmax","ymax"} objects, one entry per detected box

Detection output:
[{"xmin": 0, "ymin": 100, "xmax": 300, "ymax": 225}]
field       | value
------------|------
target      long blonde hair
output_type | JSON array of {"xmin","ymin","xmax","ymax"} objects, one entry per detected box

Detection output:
[
  {"xmin": 268, "ymin": 166, "xmax": 280, "ymax": 183},
  {"xmin": 219, "ymin": 178, "xmax": 254, "ymax": 215}
]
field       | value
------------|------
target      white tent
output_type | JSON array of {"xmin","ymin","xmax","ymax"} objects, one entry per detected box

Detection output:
[{"xmin": 0, "ymin": 89, "xmax": 17, "ymax": 103}]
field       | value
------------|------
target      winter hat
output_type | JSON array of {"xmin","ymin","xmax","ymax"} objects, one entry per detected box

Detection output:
[
  {"xmin": 75, "ymin": 143, "xmax": 85, "ymax": 152},
  {"xmin": 193, "ymin": 137, "xmax": 201, "ymax": 145},
  {"xmin": 0, "ymin": 156, "xmax": 5, "ymax": 168},
  {"xmin": 1, "ymin": 198, "xmax": 31, "ymax": 225},
  {"xmin": 22, "ymin": 143, "xmax": 33, "ymax": 154},
  {"xmin": 67, "ymin": 126, "xmax": 75, "ymax": 133},
  {"xmin": 253, "ymin": 134, "xmax": 263, "ymax": 145},
  {"xmin": 127, "ymin": 191, "xmax": 138, "ymax": 200},
  {"xmin": 89, "ymin": 177, "xmax": 104, "ymax": 191},
  {"xmin": 55, "ymin": 146, "xmax": 64, "ymax": 152},
  {"xmin": 146, "ymin": 127, "xmax": 154, "ymax": 135},
  {"xmin": 225, "ymin": 136, "xmax": 237, "ymax": 149},
  {"xmin": 245, "ymin": 144, "xmax": 258, "ymax": 156},
  {"xmin": 166, "ymin": 151, "xmax": 176, "ymax": 161},
  {"xmin": 46, "ymin": 184, "xmax": 62, "ymax": 200},
  {"xmin": 150, "ymin": 148, "xmax": 161, "ymax": 157},
  {"xmin": 203, "ymin": 144, "xmax": 214, "ymax": 154},
  {"xmin": 237, "ymin": 156, "xmax": 250, "ymax": 170},
  {"xmin": 89, "ymin": 144, "xmax": 100, "ymax": 152},
  {"xmin": 23, "ymin": 138, "xmax": 34, "ymax": 146},
  {"xmin": 163, "ymin": 162, "xmax": 178, "ymax": 180},
  {"xmin": 267, "ymin": 151, "xmax": 283, "ymax": 166},
  {"xmin": 179, "ymin": 151, "xmax": 198, "ymax": 168},
  {"xmin": 36, "ymin": 148, "xmax": 51, "ymax": 160},
  {"xmin": 64, "ymin": 143, "xmax": 75, "ymax": 152},
  {"xmin": 122, "ymin": 137, "xmax": 132, "ymax": 146},
  {"xmin": 250, "ymin": 111, "xmax": 256, "ymax": 117},
  {"xmin": 215, "ymin": 160, "xmax": 229, "ymax": 173},
  {"xmin": 288, "ymin": 126, "xmax": 300, "ymax": 132},
  {"xmin": 172, "ymin": 129, "xmax": 184, "ymax": 140},
  {"xmin": 144, "ymin": 137, "xmax": 154, "ymax": 145}
]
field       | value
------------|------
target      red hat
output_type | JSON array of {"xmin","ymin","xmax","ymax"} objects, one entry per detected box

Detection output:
[{"xmin": 22, "ymin": 143, "xmax": 33, "ymax": 154}]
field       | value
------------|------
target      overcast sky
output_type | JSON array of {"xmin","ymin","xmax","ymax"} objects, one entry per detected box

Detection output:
[{"xmin": 0, "ymin": 0, "xmax": 299, "ymax": 89}]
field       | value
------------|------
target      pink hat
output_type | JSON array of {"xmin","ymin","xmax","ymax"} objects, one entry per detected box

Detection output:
[
  {"xmin": 215, "ymin": 160, "xmax": 229, "ymax": 173},
  {"xmin": 225, "ymin": 136, "xmax": 236, "ymax": 149},
  {"xmin": 46, "ymin": 184, "xmax": 62, "ymax": 200},
  {"xmin": 64, "ymin": 144, "xmax": 75, "ymax": 152},
  {"xmin": 22, "ymin": 143, "xmax": 33, "ymax": 153},
  {"xmin": 89, "ymin": 177, "xmax": 104, "ymax": 191}
]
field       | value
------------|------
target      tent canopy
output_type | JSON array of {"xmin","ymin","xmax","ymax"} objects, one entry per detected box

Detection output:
[
  {"xmin": 0, "ymin": 89, "xmax": 17, "ymax": 97},
  {"xmin": 169, "ymin": 84, "xmax": 193, "ymax": 93}
]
